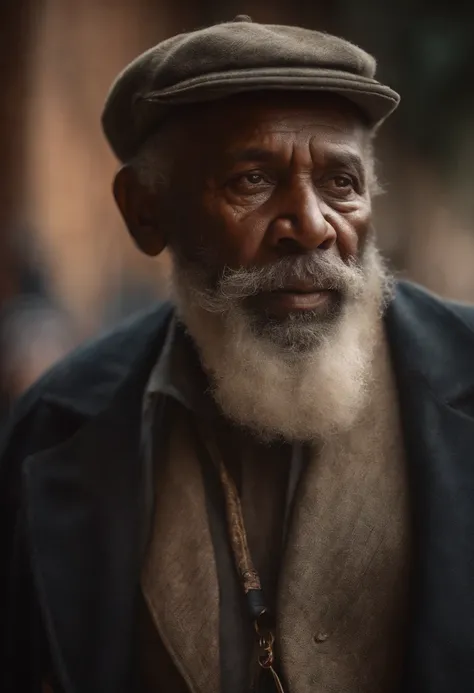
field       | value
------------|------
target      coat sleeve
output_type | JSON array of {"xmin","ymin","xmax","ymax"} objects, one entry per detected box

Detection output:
[{"xmin": 0, "ymin": 393, "xmax": 58, "ymax": 692}]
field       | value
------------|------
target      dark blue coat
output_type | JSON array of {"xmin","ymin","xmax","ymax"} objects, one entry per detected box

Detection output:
[{"xmin": 1, "ymin": 281, "xmax": 474, "ymax": 693}]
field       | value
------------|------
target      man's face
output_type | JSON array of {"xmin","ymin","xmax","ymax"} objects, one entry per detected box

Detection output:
[
  {"xmin": 163, "ymin": 91, "xmax": 373, "ymax": 329},
  {"xmin": 118, "ymin": 92, "xmax": 387, "ymax": 440}
]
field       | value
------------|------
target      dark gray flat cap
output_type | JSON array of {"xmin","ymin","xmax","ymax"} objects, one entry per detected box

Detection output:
[{"xmin": 102, "ymin": 16, "xmax": 400, "ymax": 163}]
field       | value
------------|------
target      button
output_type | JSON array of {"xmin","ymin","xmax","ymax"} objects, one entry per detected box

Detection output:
[{"xmin": 314, "ymin": 631, "xmax": 329, "ymax": 643}]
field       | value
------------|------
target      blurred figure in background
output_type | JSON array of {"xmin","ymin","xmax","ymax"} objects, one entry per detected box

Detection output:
[
  {"xmin": 1, "ymin": 297, "xmax": 74, "ymax": 401},
  {"xmin": 0, "ymin": 228, "xmax": 76, "ymax": 410}
]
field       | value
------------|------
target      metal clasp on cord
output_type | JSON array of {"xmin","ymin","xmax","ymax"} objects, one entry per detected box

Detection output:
[{"xmin": 254, "ymin": 618, "xmax": 285, "ymax": 692}]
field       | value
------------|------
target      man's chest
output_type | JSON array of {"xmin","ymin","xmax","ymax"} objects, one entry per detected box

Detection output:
[{"xmin": 140, "ymin": 382, "xmax": 410, "ymax": 693}]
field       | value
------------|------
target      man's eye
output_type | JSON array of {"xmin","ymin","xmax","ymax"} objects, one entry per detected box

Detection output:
[
  {"xmin": 228, "ymin": 171, "xmax": 272, "ymax": 194},
  {"xmin": 321, "ymin": 174, "xmax": 358, "ymax": 198},
  {"xmin": 240, "ymin": 173, "xmax": 265, "ymax": 185},
  {"xmin": 332, "ymin": 175, "xmax": 354, "ymax": 189}
]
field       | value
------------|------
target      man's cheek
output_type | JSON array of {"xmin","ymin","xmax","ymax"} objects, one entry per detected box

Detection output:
[
  {"xmin": 334, "ymin": 210, "xmax": 371, "ymax": 260},
  {"xmin": 220, "ymin": 217, "xmax": 271, "ymax": 268}
]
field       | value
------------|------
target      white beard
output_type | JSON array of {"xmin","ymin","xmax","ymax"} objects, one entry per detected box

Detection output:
[{"xmin": 171, "ymin": 243, "xmax": 391, "ymax": 443}]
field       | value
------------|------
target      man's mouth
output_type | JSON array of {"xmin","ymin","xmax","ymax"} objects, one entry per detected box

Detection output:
[
  {"xmin": 246, "ymin": 285, "xmax": 340, "ymax": 318},
  {"xmin": 272, "ymin": 280, "xmax": 328, "ymax": 294}
]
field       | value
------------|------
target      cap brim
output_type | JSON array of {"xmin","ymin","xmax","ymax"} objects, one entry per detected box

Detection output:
[
  {"xmin": 144, "ymin": 67, "xmax": 399, "ymax": 122},
  {"xmin": 108, "ymin": 67, "xmax": 399, "ymax": 161}
]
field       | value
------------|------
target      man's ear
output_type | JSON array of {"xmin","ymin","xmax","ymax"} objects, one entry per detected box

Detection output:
[{"xmin": 113, "ymin": 165, "xmax": 167, "ymax": 256}]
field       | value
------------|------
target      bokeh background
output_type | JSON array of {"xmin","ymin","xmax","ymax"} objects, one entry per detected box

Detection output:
[{"xmin": 1, "ymin": 0, "xmax": 474, "ymax": 409}]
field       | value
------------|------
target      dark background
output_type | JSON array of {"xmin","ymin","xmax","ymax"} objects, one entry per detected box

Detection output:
[{"xmin": 1, "ymin": 0, "xmax": 474, "ymax": 404}]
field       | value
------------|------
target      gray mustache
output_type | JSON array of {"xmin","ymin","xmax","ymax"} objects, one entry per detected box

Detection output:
[{"xmin": 216, "ymin": 254, "xmax": 365, "ymax": 301}]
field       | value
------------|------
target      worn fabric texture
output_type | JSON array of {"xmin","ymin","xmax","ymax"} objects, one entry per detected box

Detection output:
[
  {"xmin": 141, "ymin": 407, "xmax": 220, "ymax": 693},
  {"xmin": 140, "ymin": 406, "xmax": 293, "ymax": 693},
  {"xmin": 102, "ymin": 17, "xmax": 400, "ymax": 162},
  {"xmin": 278, "ymin": 326, "xmax": 411, "ymax": 692},
  {"xmin": 137, "ymin": 591, "xmax": 188, "ymax": 693},
  {"xmin": 141, "ymin": 323, "xmax": 410, "ymax": 692}
]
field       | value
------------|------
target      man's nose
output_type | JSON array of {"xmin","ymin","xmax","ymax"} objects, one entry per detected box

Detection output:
[{"xmin": 269, "ymin": 182, "xmax": 337, "ymax": 254}]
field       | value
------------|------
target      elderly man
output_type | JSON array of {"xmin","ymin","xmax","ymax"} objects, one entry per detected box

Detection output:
[{"xmin": 1, "ymin": 16, "xmax": 474, "ymax": 693}]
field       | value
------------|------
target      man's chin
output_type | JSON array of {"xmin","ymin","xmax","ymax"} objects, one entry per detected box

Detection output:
[{"xmin": 245, "ymin": 295, "xmax": 345, "ymax": 352}]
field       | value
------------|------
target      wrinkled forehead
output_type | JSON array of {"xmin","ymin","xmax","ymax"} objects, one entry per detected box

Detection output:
[{"xmin": 167, "ymin": 91, "xmax": 372, "ymax": 166}]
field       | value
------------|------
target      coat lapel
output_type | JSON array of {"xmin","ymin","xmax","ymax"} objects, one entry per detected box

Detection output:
[
  {"xmin": 141, "ymin": 409, "xmax": 220, "ymax": 693},
  {"xmin": 385, "ymin": 283, "xmax": 474, "ymax": 692},
  {"xmin": 278, "ymin": 329, "xmax": 411, "ymax": 692},
  {"xmin": 23, "ymin": 306, "xmax": 172, "ymax": 693}
]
